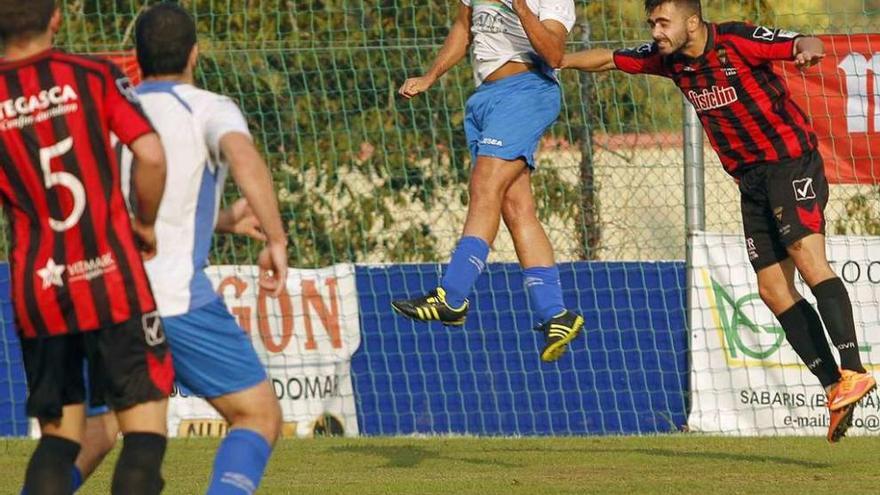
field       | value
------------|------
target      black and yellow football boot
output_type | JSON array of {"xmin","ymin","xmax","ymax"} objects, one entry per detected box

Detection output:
[
  {"xmin": 391, "ymin": 287, "xmax": 468, "ymax": 326},
  {"xmin": 535, "ymin": 310, "xmax": 584, "ymax": 362}
]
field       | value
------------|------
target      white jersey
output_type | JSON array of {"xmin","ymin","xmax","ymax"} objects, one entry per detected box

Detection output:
[
  {"xmin": 461, "ymin": 0, "xmax": 576, "ymax": 85},
  {"xmin": 122, "ymin": 81, "xmax": 251, "ymax": 317}
]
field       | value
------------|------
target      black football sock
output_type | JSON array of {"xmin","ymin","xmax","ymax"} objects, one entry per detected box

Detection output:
[
  {"xmin": 777, "ymin": 300, "xmax": 841, "ymax": 388},
  {"xmin": 23, "ymin": 434, "xmax": 80, "ymax": 495},
  {"xmin": 811, "ymin": 277, "xmax": 866, "ymax": 373}
]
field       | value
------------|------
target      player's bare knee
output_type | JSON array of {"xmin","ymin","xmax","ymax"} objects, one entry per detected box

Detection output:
[
  {"xmin": 262, "ymin": 398, "xmax": 283, "ymax": 442},
  {"xmin": 756, "ymin": 285, "xmax": 777, "ymax": 308},
  {"xmin": 264, "ymin": 400, "xmax": 283, "ymax": 442},
  {"xmin": 224, "ymin": 386, "xmax": 282, "ymax": 442},
  {"xmin": 757, "ymin": 282, "xmax": 794, "ymax": 313},
  {"xmin": 469, "ymin": 179, "xmax": 505, "ymax": 206}
]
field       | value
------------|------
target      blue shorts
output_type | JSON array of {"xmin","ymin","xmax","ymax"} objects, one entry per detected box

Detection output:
[
  {"xmin": 163, "ymin": 298, "xmax": 267, "ymax": 399},
  {"xmin": 464, "ymin": 71, "xmax": 561, "ymax": 169}
]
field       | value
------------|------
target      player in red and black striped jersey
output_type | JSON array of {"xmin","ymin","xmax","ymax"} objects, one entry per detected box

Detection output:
[
  {"xmin": 1, "ymin": 26, "xmax": 160, "ymax": 340},
  {"xmin": 0, "ymin": 2, "xmax": 171, "ymax": 494},
  {"xmin": 613, "ymin": 23, "xmax": 817, "ymax": 176},
  {"xmin": 561, "ymin": 0, "xmax": 875, "ymax": 443}
]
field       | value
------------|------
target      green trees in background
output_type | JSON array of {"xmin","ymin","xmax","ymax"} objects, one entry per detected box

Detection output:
[
  {"xmin": 834, "ymin": 188, "xmax": 880, "ymax": 236},
  {"xmin": 25, "ymin": 1, "xmax": 877, "ymax": 266}
]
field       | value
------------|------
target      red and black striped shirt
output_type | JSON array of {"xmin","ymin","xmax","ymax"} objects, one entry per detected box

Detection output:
[
  {"xmin": 0, "ymin": 48, "xmax": 157, "ymax": 339},
  {"xmin": 613, "ymin": 22, "xmax": 818, "ymax": 176}
]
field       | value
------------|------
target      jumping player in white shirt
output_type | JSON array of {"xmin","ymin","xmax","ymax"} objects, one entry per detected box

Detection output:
[{"xmin": 392, "ymin": 0, "xmax": 586, "ymax": 363}]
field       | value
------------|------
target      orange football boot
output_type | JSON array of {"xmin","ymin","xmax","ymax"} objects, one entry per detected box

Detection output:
[
  {"xmin": 827, "ymin": 384, "xmax": 855, "ymax": 444},
  {"xmin": 829, "ymin": 370, "xmax": 876, "ymax": 412}
]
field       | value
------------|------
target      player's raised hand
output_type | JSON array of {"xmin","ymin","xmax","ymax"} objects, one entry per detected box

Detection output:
[
  {"xmin": 794, "ymin": 50, "xmax": 824, "ymax": 70},
  {"xmin": 399, "ymin": 75, "xmax": 436, "ymax": 99},
  {"xmin": 257, "ymin": 241, "xmax": 288, "ymax": 298},
  {"xmin": 511, "ymin": 0, "xmax": 529, "ymax": 15},
  {"xmin": 131, "ymin": 219, "xmax": 158, "ymax": 260}
]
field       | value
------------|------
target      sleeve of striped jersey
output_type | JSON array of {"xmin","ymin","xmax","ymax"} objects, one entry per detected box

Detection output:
[
  {"xmin": 203, "ymin": 95, "xmax": 252, "ymax": 159},
  {"xmin": 613, "ymin": 42, "xmax": 664, "ymax": 76},
  {"xmin": 539, "ymin": 0, "xmax": 576, "ymax": 33},
  {"xmin": 724, "ymin": 23, "xmax": 802, "ymax": 63},
  {"xmin": 103, "ymin": 63, "xmax": 154, "ymax": 145}
]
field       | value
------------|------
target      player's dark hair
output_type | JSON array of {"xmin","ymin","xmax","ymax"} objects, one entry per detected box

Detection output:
[
  {"xmin": 644, "ymin": 0, "xmax": 703, "ymax": 18},
  {"xmin": 0, "ymin": 0, "xmax": 56, "ymax": 42},
  {"xmin": 135, "ymin": 2, "xmax": 197, "ymax": 77}
]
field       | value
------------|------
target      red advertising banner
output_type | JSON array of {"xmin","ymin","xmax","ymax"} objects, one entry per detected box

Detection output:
[{"xmin": 780, "ymin": 34, "xmax": 880, "ymax": 184}]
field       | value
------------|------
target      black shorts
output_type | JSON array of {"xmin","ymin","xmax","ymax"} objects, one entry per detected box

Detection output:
[
  {"xmin": 20, "ymin": 312, "xmax": 174, "ymax": 420},
  {"xmin": 738, "ymin": 149, "xmax": 829, "ymax": 272}
]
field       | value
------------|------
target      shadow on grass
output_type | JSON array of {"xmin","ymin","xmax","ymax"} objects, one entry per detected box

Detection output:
[
  {"xmin": 477, "ymin": 446, "xmax": 830, "ymax": 469},
  {"xmin": 610, "ymin": 447, "xmax": 830, "ymax": 469},
  {"xmin": 329, "ymin": 444, "xmax": 522, "ymax": 469}
]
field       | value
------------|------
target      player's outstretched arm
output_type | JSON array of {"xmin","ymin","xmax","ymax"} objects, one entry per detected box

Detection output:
[
  {"xmin": 128, "ymin": 132, "xmax": 167, "ymax": 259},
  {"xmin": 561, "ymin": 48, "xmax": 617, "ymax": 72},
  {"xmin": 793, "ymin": 36, "xmax": 824, "ymax": 70},
  {"xmin": 512, "ymin": 0, "xmax": 567, "ymax": 68},
  {"xmin": 398, "ymin": 3, "xmax": 472, "ymax": 99},
  {"xmin": 221, "ymin": 132, "xmax": 288, "ymax": 297}
]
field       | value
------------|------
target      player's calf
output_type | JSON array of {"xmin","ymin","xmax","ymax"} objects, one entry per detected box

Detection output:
[
  {"xmin": 23, "ymin": 434, "xmax": 81, "ymax": 495},
  {"xmin": 207, "ymin": 381, "xmax": 282, "ymax": 494},
  {"xmin": 112, "ymin": 397, "xmax": 170, "ymax": 495},
  {"xmin": 111, "ymin": 432, "xmax": 167, "ymax": 495},
  {"xmin": 207, "ymin": 429, "xmax": 273, "ymax": 495},
  {"xmin": 75, "ymin": 410, "xmax": 120, "ymax": 487}
]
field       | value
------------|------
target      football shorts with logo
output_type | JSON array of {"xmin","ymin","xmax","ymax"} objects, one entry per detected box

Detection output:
[
  {"xmin": 20, "ymin": 312, "xmax": 173, "ymax": 419},
  {"xmin": 162, "ymin": 298, "xmax": 266, "ymax": 399},
  {"xmin": 738, "ymin": 149, "xmax": 829, "ymax": 272},
  {"xmin": 463, "ymin": 70, "xmax": 560, "ymax": 169}
]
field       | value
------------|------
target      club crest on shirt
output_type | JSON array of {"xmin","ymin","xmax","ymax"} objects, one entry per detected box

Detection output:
[
  {"xmin": 716, "ymin": 47, "xmax": 738, "ymax": 75},
  {"xmin": 717, "ymin": 47, "xmax": 730, "ymax": 66}
]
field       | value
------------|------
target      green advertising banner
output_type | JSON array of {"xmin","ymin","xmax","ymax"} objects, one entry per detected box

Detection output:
[{"xmin": 689, "ymin": 233, "xmax": 880, "ymax": 436}]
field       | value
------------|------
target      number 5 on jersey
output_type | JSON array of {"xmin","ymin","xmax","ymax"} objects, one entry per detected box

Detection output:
[{"xmin": 39, "ymin": 137, "xmax": 86, "ymax": 232}]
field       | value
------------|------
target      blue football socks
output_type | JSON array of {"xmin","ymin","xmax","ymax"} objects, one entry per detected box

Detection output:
[
  {"xmin": 523, "ymin": 265, "xmax": 566, "ymax": 322},
  {"xmin": 207, "ymin": 428, "xmax": 272, "ymax": 494},
  {"xmin": 440, "ymin": 236, "xmax": 490, "ymax": 308}
]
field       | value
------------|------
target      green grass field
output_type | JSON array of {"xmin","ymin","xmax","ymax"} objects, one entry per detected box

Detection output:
[{"xmin": 2, "ymin": 436, "xmax": 879, "ymax": 494}]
